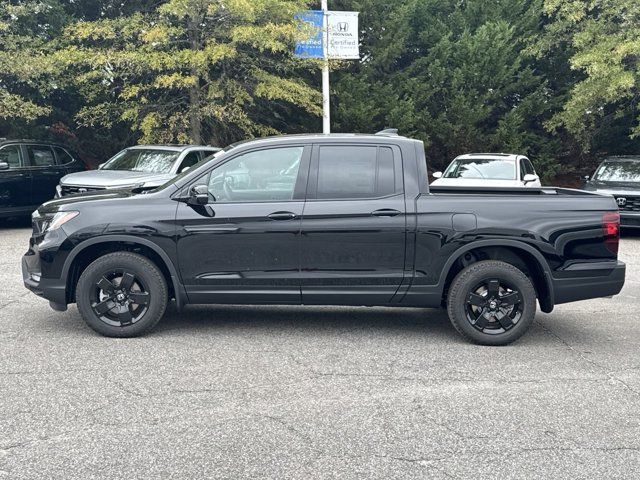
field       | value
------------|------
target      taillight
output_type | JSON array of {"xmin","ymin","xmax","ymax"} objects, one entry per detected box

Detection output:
[{"xmin": 603, "ymin": 211, "xmax": 620, "ymax": 255}]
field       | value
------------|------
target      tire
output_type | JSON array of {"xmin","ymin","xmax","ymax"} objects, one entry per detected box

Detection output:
[
  {"xmin": 76, "ymin": 252, "xmax": 168, "ymax": 337},
  {"xmin": 446, "ymin": 260, "xmax": 536, "ymax": 346}
]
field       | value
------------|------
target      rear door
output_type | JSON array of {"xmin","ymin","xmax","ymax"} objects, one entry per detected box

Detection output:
[
  {"xmin": 0, "ymin": 144, "xmax": 33, "ymax": 214},
  {"xmin": 300, "ymin": 143, "xmax": 407, "ymax": 305},
  {"xmin": 26, "ymin": 144, "xmax": 65, "ymax": 205}
]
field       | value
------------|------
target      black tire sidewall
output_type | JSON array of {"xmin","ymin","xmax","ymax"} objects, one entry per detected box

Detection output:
[
  {"xmin": 76, "ymin": 252, "xmax": 168, "ymax": 337},
  {"xmin": 447, "ymin": 261, "xmax": 536, "ymax": 346}
]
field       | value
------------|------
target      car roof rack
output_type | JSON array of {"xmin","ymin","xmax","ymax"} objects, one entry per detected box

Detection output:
[{"xmin": 375, "ymin": 128, "xmax": 399, "ymax": 136}]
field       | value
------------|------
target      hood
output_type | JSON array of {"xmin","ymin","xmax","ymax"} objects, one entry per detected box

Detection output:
[
  {"xmin": 584, "ymin": 181, "xmax": 640, "ymax": 195},
  {"xmin": 37, "ymin": 189, "xmax": 138, "ymax": 215},
  {"xmin": 60, "ymin": 169, "xmax": 174, "ymax": 188},
  {"xmin": 430, "ymin": 178, "xmax": 521, "ymax": 187}
]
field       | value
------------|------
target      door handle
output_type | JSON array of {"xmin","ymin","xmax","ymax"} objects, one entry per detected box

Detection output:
[
  {"xmin": 268, "ymin": 211, "xmax": 297, "ymax": 221},
  {"xmin": 371, "ymin": 209, "xmax": 401, "ymax": 217}
]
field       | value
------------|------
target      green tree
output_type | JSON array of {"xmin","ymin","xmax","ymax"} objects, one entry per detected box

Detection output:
[
  {"xmin": 53, "ymin": 0, "xmax": 321, "ymax": 146},
  {"xmin": 332, "ymin": 0, "xmax": 568, "ymax": 179},
  {"xmin": 539, "ymin": 0, "xmax": 640, "ymax": 152}
]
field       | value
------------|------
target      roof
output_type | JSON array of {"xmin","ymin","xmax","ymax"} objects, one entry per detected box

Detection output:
[
  {"xmin": 455, "ymin": 153, "xmax": 525, "ymax": 161},
  {"xmin": 127, "ymin": 144, "xmax": 220, "ymax": 152},
  {"xmin": 0, "ymin": 138, "xmax": 71, "ymax": 148},
  {"xmin": 602, "ymin": 155, "xmax": 640, "ymax": 162},
  {"xmin": 226, "ymin": 133, "xmax": 414, "ymax": 150}
]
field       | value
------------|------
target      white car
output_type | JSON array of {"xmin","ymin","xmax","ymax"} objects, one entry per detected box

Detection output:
[{"xmin": 431, "ymin": 153, "xmax": 541, "ymax": 188}]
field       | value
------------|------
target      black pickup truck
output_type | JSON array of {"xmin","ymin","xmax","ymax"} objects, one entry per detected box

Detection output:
[{"xmin": 22, "ymin": 133, "xmax": 625, "ymax": 345}]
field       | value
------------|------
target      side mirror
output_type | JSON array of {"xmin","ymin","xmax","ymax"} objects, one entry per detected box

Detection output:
[
  {"xmin": 523, "ymin": 174, "xmax": 539, "ymax": 183},
  {"xmin": 432, "ymin": 171, "xmax": 443, "ymax": 179},
  {"xmin": 188, "ymin": 184, "xmax": 210, "ymax": 205},
  {"xmin": 583, "ymin": 175, "xmax": 590, "ymax": 182},
  {"xmin": 0, "ymin": 161, "xmax": 9, "ymax": 171},
  {"xmin": 181, "ymin": 166, "xmax": 191, "ymax": 173}
]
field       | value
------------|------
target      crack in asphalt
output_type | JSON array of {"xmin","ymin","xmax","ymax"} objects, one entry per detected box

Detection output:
[{"xmin": 537, "ymin": 320, "xmax": 640, "ymax": 398}]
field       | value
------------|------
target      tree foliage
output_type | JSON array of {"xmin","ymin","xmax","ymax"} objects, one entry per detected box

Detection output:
[{"xmin": 0, "ymin": 0, "xmax": 639, "ymax": 178}]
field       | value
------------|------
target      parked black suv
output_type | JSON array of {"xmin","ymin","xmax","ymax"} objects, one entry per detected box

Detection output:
[
  {"xmin": 0, "ymin": 139, "xmax": 85, "ymax": 218},
  {"xmin": 23, "ymin": 133, "xmax": 624, "ymax": 345},
  {"xmin": 583, "ymin": 156, "xmax": 640, "ymax": 228}
]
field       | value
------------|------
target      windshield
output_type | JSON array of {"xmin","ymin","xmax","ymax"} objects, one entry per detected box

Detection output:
[
  {"xmin": 102, "ymin": 149, "xmax": 180, "ymax": 173},
  {"xmin": 154, "ymin": 148, "xmax": 227, "ymax": 191},
  {"xmin": 443, "ymin": 158, "xmax": 516, "ymax": 180},
  {"xmin": 593, "ymin": 160, "xmax": 640, "ymax": 183}
]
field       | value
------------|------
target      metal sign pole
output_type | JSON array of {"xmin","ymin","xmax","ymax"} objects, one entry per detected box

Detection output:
[{"xmin": 321, "ymin": 0, "xmax": 330, "ymax": 134}]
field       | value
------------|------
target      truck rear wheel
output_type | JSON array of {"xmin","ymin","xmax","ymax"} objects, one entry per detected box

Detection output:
[
  {"xmin": 76, "ymin": 252, "xmax": 168, "ymax": 337},
  {"xmin": 446, "ymin": 260, "xmax": 536, "ymax": 346}
]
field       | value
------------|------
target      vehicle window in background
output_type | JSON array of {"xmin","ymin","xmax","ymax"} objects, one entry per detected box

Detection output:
[
  {"xmin": 443, "ymin": 158, "xmax": 516, "ymax": 180},
  {"xmin": 178, "ymin": 151, "xmax": 201, "ymax": 173},
  {"xmin": 26, "ymin": 145, "xmax": 56, "ymax": 167},
  {"xmin": 208, "ymin": 147, "xmax": 303, "ymax": 202},
  {"xmin": 594, "ymin": 161, "xmax": 640, "ymax": 183},
  {"xmin": 102, "ymin": 149, "xmax": 179, "ymax": 173},
  {"xmin": 0, "ymin": 145, "xmax": 23, "ymax": 168},
  {"xmin": 317, "ymin": 146, "xmax": 378, "ymax": 199},
  {"xmin": 53, "ymin": 147, "xmax": 75, "ymax": 165},
  {"xmin": 524, "ymin": 159, "xmax": 535, "ymax": 176}
]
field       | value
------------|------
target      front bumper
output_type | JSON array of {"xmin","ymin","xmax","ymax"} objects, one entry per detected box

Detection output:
[
  {"xmin": 552, "ymin": 260, "xmax": 626, "ymax": 305},
  {"xmin": 620, "ymin": 212, "xmax": 640, "ymax": 228},
  {"xmin": 22, "ymin": 254, "xmax": 67, "ymax": 306}
]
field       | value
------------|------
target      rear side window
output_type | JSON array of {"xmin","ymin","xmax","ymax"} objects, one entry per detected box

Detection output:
[
  {"xmin": 53, "ymin": 147, "xmax": 75, "ymax": 165},
  {"xmin": 26, "ymin": 145, "xmax": 55, "ymax": 167},
  {"xmin": 316, "ymin": 145, "xmax": 400, "ymax": 199},
  {"xmin": 0, "ymin": 145, "xmax": 23, "ymax": 168}
]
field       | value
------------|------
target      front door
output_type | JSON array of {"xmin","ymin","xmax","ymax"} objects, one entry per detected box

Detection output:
[
  {"xmin": 300, "ymin": 144, "xmax": 407, "ymax": 305},
  {"xmin": 176, "ymin": 145, "xmax": 311, "ymax": 304}
]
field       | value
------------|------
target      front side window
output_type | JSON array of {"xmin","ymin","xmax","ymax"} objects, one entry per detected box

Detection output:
[
  {"xmin": 593, "ymin": 161, "xmax": 640, "ymax": 183},
  {"xmin": 444, "ymin": 158, "xmax": 516, "ymax": 180},
  {"xmin": 207, "ymin": 147, "xmax": 303, "ymax": 202},
  {"xmin": 178, "ymin": 151, "xmax": 201, "ymax": 173},
  {"xmin": 26, "ymin": 145, "xmax": 55, "ymax": 167},
  {"xmin": 0, "ymin": 145, "xmax": 23, "ymax": 168},
  {"xmin": 102, "ymin": 149, "xmax": 180, "ymax": 174}
]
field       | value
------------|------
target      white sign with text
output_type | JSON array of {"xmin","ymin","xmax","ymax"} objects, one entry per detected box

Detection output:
[{"xmin": 326, "ymin": 11, "xmax": 359, "ymax": 60}]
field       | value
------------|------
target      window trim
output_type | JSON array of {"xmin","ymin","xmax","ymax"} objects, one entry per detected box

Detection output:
[
  {"xmin": 306, "ymin": 143, "xmax": 404, "ymax": 202},
  {"xmin": 178, "ymin": 144, "xmax": 312, "ymax": 204}
]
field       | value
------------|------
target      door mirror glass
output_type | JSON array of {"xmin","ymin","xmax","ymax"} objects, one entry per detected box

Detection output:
[
  {"xmin": 0, "ymin": 161, "xmax": 9, "ymax": 171},
  {"xmin": 432, "ymin": 171, "xmax": 443, "ymax": 179},
  {"xmin": 188, "ymin": 184, "xmax": 210, "ymax": 205},
  {"xmin": 523, "ymin": 174, "xmax": 538, "ymax": 183}
]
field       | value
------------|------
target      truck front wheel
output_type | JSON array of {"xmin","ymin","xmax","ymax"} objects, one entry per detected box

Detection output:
[
  {"xmin": 76, "ymin": 252, "xmax": 168, "ymax": 337},
  {"xmin": 446, "ymin": 260, "xmax": 536, "ymax": 346}
]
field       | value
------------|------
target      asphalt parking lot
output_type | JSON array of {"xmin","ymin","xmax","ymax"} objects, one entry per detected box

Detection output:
[{"xmin": 1, "ymin": 221, "xmax": 639, "ymax": 479}]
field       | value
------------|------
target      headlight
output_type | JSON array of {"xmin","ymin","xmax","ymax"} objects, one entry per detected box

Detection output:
[{"xmin": 44, "ymin": 211, "xmax": 79, "ymax": 233}]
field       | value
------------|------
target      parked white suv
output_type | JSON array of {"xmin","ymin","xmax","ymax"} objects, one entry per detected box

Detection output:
[
  {"xmin": 56, "ymin": 144, "xmax": 220, "ymax": 197},
  {"xmin": 431, "ymin": 153, "xmax": 541, "ymax": 188}
]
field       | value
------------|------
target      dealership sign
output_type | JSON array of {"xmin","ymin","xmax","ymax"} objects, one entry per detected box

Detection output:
[
  {"xmin": 294, "ymin": 10, "xmax": 360, "ymax": 60},
  {"xmin": 326, "ymin": 11, "xmax": 359, "ymax": 59}
]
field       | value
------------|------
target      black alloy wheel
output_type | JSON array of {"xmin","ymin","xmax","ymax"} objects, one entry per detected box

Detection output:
[
  {"xmin": 465, "ymin": 278, "xmax": 523, "ymax": 334},
  {"xmin": 91, "ymin": 270, "xmax": 150, "ymax": 326}
]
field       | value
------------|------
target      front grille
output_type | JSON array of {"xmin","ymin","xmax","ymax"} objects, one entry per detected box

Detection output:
[
  {"xmin": 614, "ymin": 196, "xmax": 640, "ymax": 212},
  {"xmin": 60, "ymin": 185, "xmax": 105, "ymax": 196}
]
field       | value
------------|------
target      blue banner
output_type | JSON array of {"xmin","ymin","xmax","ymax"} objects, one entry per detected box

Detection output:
[{"xmin": 294, "ymin": 10, "xmax": 324, "ymax": 59}]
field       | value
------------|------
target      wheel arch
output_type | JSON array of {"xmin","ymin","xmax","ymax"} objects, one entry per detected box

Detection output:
[
  {"xmin": 62, "ymin": 235, "xmax": 186, "ymax": 308},
  {"xmin": 438, "ymin": 240, "xmax": 554, "ymax": 313}
]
